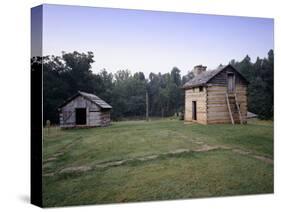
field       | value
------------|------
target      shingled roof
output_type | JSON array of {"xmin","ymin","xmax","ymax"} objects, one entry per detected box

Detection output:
[
  {"xmin": 182, "ymin": 64, "xmax": 247, "ymax": 89},
  {"xmin": 58, "ymin": 91, "xmax": 112, "ymax": 109}
]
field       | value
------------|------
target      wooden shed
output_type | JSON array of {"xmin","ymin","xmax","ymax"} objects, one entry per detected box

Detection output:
[
  {"xmin": 58, "ymin": 91, "xmax": 112, "ymax": 128},
  {"xmin": 183, "ymin": 64, "xmax": 249, "ymax": 124}
]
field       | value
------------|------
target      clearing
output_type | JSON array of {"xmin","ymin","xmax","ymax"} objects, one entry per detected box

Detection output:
[{"xmin": 43, "ymin": 119, "xmax": 273, "ymax": 207}]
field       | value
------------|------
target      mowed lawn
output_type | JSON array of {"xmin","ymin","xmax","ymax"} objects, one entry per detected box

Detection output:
[{"xmin": 42, "ymin": 119, "xmax": 273, "ymax": 207}]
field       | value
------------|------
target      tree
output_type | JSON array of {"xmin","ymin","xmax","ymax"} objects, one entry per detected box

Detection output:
[{"xmin": 171, "ymin": 67, "xmax": 181, "ymax": 86}]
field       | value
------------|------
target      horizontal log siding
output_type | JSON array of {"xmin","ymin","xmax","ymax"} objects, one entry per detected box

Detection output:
[
  {"xmin": 185, "ymin": 87, "xmax": 207, "ymax": 124},
  {"xmin": 206, "ymin": 85, "xmax": 247, "ymax": 124},
  {"xmin": 208, "ymin": 66, "xmax": 248, "ymax": 86},
  {"xmin": 88, "ymin": 111, "xmax": 101, "ymax": 126},
  {"xmin": 100, "ymin": 111, "xmax": 111, "ymax": 126}
]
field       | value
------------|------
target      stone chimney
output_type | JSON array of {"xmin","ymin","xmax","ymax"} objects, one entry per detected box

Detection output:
[{"xmin": 193, "ymin": 65, "xmax": 207, "ymax": 76}]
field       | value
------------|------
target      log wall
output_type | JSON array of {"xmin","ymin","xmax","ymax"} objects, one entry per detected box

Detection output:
[
  {"xmin": 206, "ymin": 85, "xmax": 247, "ymax": 124},
  {"xmin": 185, "ymin": 87, "xmax": 207, "ymax": 124}
]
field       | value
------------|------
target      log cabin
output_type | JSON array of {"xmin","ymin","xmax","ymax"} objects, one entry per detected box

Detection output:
[
  {"xmin": 182, "ymin": 64, "xmax": 249, "ymax": 124},
  {"xmin": 58, "ymin": 91, "xmax": 112, "ymax": 128}
]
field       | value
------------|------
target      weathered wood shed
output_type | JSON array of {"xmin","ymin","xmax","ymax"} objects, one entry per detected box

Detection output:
[
  {"xmin": 183, "ymin": 64, "xmax": 249, "ymax": 124},
  {"xmin": 58, "ymin": 91, "xmax": 112, "ymax": 128}
]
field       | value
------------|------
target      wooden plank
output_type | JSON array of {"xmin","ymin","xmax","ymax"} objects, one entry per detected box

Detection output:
[
  {"xmin": 208, "ymin": 109, "xmax": 243, "ymax": 115},
  {"xmin": 207, "ymin": 94, "xmax": 229, "ymax": 99},
  {"xmin": 186, "ymin": 92, "xmax": 206, "ymax": 95},
  {"xmin": 234, "ymin": 93, "xmax": 243, "ymax": 124},
  {"xmin": 208, "ymin": 91, "xmax": 247, "ymax": 95},
  {"xmin": 207, "ymin": 86, "xmax": 246, "ymax": 91},
  {"xmin": 207, "ymin": 89, "xmax": 226, "ymax": 92},
  {"xmin": 208, "ymin": 96, "xmax": 246, "ymax": 101},
  {"xmin": 207, "ymin": 99, "xmax": 227, "ymax": 103},
  {"xmin": 185, "ymin": 96, "xmax": 206, "ymax": 100},
  {"xmin": 208, "ymin": 107, "xmax": 229, "ymax": 112},
  {"xmin": 207, "ymin": 86, "xmax": 227, "ymax": 90},
  {"xmin": 208, "ymin": 92, "xmax": 247, "ymax": 98},
  {"xmin": 208, "ymin": 112, "xmax": 236, "ymax": 118},
  {"xmin": 207, "ymin": 104, "xmax": 228, "ymax": 107},
  {"xmin": 207, "ymin": 120, "xmax": 232, "ymax": 124},
  {"xmin": 208, "ymin": 116, "xmax": 240, "ymax": 120},
  {"xmin": 208, "ymin": 115, "xmax": 240, "ymax": 121},
  {"xmin": 226, "ymin": 93, "xmax": 234, "ymax": 125},
  {"xmin": 208, "ymin": 118, "xmax": 240, "ymax": 123}
]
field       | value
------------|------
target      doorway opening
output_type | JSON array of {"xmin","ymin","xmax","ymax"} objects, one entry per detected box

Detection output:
[
  {"xmin": 192, "ymin": 101, "xmax": 197, "ymax": 120},
  {"xmin": 75, "ymin": 108, "xmax": 86, "ymax": 125}
]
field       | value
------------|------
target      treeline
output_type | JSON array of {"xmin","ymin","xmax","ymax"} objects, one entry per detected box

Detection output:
[{"xmin": 31, "ymin": 49, "xmax": 273, "ymax": 124}]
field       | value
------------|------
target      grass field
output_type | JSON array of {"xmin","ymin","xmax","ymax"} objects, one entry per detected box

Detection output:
[{"xmin": 42, "ymin": 119, "xmax": 273, "ymax": 207}]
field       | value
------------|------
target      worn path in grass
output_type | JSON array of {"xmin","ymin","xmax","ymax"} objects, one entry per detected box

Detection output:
[
  {"xmin": 43, "ymin": 140, "xmax": 272, "ymax": 176},
  {"xmin": 42, "ymin": 119, "xmax": 273, "ymax": 206}
]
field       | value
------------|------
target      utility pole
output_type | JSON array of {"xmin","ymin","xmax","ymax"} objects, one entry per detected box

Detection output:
[{"xmin": 146, "ymin": 89, "xmax": 149, "ymax": 121}]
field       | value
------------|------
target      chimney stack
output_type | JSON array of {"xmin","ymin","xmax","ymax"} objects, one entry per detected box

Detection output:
[{"xmin": 193, "ymin": 65, "xmax": 207, "ymax": 76}]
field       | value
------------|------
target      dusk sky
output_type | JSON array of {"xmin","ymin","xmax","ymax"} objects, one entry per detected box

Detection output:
[{"xmin": 39, "ymin": 4, "xmax": 274, "ymax": 76}]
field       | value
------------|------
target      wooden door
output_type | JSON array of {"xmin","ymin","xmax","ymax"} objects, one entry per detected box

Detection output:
[
  {"xmin": 227, "ymin": 73, "xmax": 235, "ymax": 93},
  {"xmin": 192, "ymin": 101, "xmax": 197, "ymax": 120}
]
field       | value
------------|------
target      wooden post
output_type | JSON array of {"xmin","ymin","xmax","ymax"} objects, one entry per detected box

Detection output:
[
  {"xmin": 234, "ymin": 93, "xmax": 243, "ymax": 124},
  {"xmin": 226, "ymin": 93, "xmax": 234, "ymax": 125},
  {"xmin": 146, "ymin": 90, "xmax": 149, "ymax": 121}
]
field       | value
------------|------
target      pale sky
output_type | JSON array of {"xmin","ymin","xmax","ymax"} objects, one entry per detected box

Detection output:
[{"xmin": 34, "ymin": 4, "xmax": 274, "ymax": 76}]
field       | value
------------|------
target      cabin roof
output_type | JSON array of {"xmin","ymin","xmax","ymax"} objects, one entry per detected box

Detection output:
[
  {"xmin": 58, "ymin": 91, "xmax": 112, "ymax": 109},
  {"xmin": 182, "ymin": 64, "xmax": 248, "ymax": 89}
]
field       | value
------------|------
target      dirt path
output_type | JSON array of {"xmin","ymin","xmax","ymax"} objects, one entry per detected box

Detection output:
[{"xmin": 43, "ymin": 141, "xmax": 273, "ymax": 177}]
